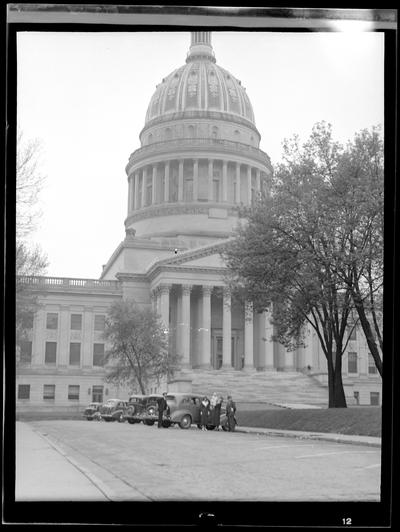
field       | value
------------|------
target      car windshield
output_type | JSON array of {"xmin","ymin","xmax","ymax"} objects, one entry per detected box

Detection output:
[
  {"xmin": 129, "ymin": 398, "xmax": 142, "ymax": 404},
  {"xmin": 166, "ymin": 395, "xmax": 176, "ymax": 403},
  {"xmin": 104, "ymin": 400, "xmax": 118, "ymax": 406},
  {"xmin": 88, "ymin": 403, "xmax": 98, "ymax": 408}
]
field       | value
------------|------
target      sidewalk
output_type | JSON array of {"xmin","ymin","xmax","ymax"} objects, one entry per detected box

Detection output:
[
  {"xmin": 235, "ymin": 425, "xmax": 381, "ymax": 447},
  {"xmin": 15, "ymin": 421, "xmax": 109, "ymax": 501}
]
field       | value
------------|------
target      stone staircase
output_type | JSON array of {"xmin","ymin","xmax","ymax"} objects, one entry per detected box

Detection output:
[{"xmin": 187, "ymin": 368, "xmax": 329, "ymax": 409}]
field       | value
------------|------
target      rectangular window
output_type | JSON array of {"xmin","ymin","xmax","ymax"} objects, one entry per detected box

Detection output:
[
  {"xmin": 45, "ymin": 342, "xmax": 57, "ymax": 364},
  {"xmin": 69, "ymin": 343, "xmax": 81, "ymax": 366},
  {"xmin": 43, "ymin": 384, "xmax": 55, "ymax": 400},
  {"xmin": 213, "ymin": 179, "xmax": 220, "ymax": 202},
  {"xmin": 70, "ymin": 314, "xmax": 82, "ymax": 330},
  {"xmin": 94, "ymin": 314, "xmax": 105, "ymax": 331},
  {"xmin": 21, "ymin": 312, "xmax": 34, "ymax": 329},
  {"xmin": 18, "ymin": 384, "xmax": 30, "ymax": 400},
  {"xmin": 93, "ymin": 343, "xmax": 105, "ymax": 367},
  {"xmin": 92, "ymin": 385, "xmax": 103, "ymax": 403},
  {"xmin": 46, "ymin": 312, "xmax": 58, "ymax": 329},
  {"xmin": 20, "ymin": 341, "xmax": 32, "ymax": 364},
  {"xmin": 370, "ymin": 392, "xmax": 380, "ymax": 406},
  {"xmin": 348, "ymin": 352, "xmax": 358, "ymax": 373},
  {"xmin": 68, "ymin": 385, "xmax": 80, "ymax": 400},
  {"xmin": 368, "ymin": 353, "xmax": 377, "ymax": 374},
  {"xmin": 184, "ymin": 179, "xmax": 193, "ymax": 201}
]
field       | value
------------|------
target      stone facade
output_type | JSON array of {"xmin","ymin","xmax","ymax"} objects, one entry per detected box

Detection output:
[{"xmin": 16, "ymin": 32, "xmax": 382, "ymax": 411}]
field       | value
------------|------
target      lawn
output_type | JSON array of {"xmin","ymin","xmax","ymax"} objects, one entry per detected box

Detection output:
[{"xmin": 235, "ymin": 406, "xmax": 382, "ymax": 437}]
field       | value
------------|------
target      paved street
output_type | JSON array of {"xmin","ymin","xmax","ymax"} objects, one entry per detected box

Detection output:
[{"xmin": 16, "ymin": 420, "xmax": 381, "ymax": 502}]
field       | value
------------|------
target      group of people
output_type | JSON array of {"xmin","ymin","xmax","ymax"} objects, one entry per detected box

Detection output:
[
  {"xmin": 199, "ymin": 392, "xmax": 237, "ymax": 432},
  {"xmin": 156, "ymin": 391, "xmax": 237, "ymax": 431}
]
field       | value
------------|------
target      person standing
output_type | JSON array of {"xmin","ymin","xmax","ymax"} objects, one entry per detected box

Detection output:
[
  {"xmin": 157, "ymin": 392, "xmax": 169, "ymax": 428},
  {"xmin": 199, "ymin": 396, "xmax": 210, "ymax": 431},
  {"xmin": 209, "ymin": 392, "xmax": 218, "ymax": 427},
  {"xmin": 226, "ymin": 395, "xmax": 237, "ymax": 432},
  {"xmin": 214, "ymin": 395, "xmax": 223, "ymax": 430}
]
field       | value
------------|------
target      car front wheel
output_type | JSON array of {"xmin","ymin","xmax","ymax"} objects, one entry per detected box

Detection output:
[{"xmin": 179, "ymin": 414, "xmax": 192, "ymax": 429}]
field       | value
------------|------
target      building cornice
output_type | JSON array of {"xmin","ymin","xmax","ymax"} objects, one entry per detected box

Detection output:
[{"xmin": 124, "ymin": 203, "xmax": 245, "ymax": 225}]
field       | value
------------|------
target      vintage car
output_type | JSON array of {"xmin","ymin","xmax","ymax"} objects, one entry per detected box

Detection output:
[
  {"xmin": 124, "ymin": 394, "xmax": 148, "ymax": 424},
  {"xmin": 99, "ymin": 398, "xmax": 128, "ymax": 422},
  {"xmin": 161, "ymin": 393, "xmax": 204, "ymax": 429},
  {"xmin": 83, "ymin": 402, "xmax": 102, "ymax": 421},
  {"xmin": 132, "ymin": 394, "xmax": 164, "ymax": 426}
]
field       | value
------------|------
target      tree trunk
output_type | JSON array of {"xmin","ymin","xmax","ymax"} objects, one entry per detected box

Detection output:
[
  {"xmin": 352, "ymin": 290, "xmax": 383, "ymax": 376},
  {"xmin": 332, "ymin": 351, "xmax": 347, "ymax": 408},
  {"xmin": 326, "ymin": 357, "xmax": 335, "ymax": 408}
]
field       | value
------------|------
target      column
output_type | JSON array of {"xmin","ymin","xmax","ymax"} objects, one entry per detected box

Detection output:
[
  {"xmin": 222, "ymin": 160, "xmax": 228, "ymax": 202},
  {"xmin": 235, "ymin": 162, "xmax": 241, "ymax": 203},
  {"xmin": 141, "ymin": 167, "xmax": 147, "ymax": 208},
  {"xmin": 82, "ymin": 307, "xmax": 93, "ymax": 368},
  {"xmin": 164, "ymin": 161, "xmax": 170, "ymax": 203},
  {"xmin": 244, "ymin": 301, "xmax": 254, "ymax": 369},
  {"xmin": 127, "ymin": 175, "xmax": 133, "ymax": 214},
  {"xmin": 201, "ymin": 286, "xmax": 212, "ymax": 367},
  {"xmin": 180, "ymin": 285, "xmax": 192, "ymax": 368},
  {"xmin": 193, "ymin": 159, "xmax": 199, "ymax": 201},
  {"xmin": 222, "ymin": 287, "xmax": 232, "ymax": 367},
  {"xmin": 150, "ymin": 289, "xmax": 157, "ymax": 312},
  {"xmin": 284, "ymin": 349, "xmax": 295, "ymax": 371},
  {"xmin": 159, "ymin": 284, "xmax": 171, "ymax": 331},
  {"xmin": 178, "ymin": 159, "xmax": 184, "ymax": 202},
  {"xmin": 155, "ymin": 288, "xmax": 161, "ymax": 316},
  {"xmin": 152, "ymin": 165, "xmax": 157, "ymax": 205},
  {"xmin": 208, "ymin": 159, "xmax": 214, "ymax": 201},
  {"xmin": 247, "ymin": 165, "xmax": 252, "ymax": 205},
  {"xmin": 58, "ymin": 306, "xmax": 70, "ymax": 367},
  {"xmin": 256, "ymin": 168, "xmax": 261, "ymax": 194},
  {"xmin": 259, "ymin": 309, "xmax": 274, "ymax": 370},
  {"xmin": 32, "ymin": 308, "xmax": 45, "ymax": 365},
  {"xmin": 134, "ymin": 172, "xmax": 139, "ymax": 210}
]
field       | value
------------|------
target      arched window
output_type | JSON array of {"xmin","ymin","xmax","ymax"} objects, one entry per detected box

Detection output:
[
  {"xmin": 211, "ymin": 126, "xmax": 218, "ymax": 139},
  {"xmin": 188, "ymin": 125, "xmax": 195, "ymax": 138},
  {"xmin": 148, "ymin": 133, "xmax": 153, "ymax": 144},
  {"xmin": 165, "ymin": 127, "xmax": 172, "ymax": 140}
]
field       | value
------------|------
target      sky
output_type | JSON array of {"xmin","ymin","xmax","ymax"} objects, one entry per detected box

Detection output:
[{"xmin": 16, "ymin": 29, "xmax": 384, "ymax": 279}]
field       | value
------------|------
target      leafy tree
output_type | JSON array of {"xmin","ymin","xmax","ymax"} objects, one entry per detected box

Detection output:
[
  {"xmin": 103, "ymin": 299, "xmax": 181, "ymax": 394},
  {"xmin": 15, "ymin": 130, "xmax": 48, "ymax": 349},
  {"xmin": 223, "ymin": 122, "xmax": 383, "ymax": 407},
  {"xmin": 330, "ymin": 127, "xmax": 383, "ymax": 375}
]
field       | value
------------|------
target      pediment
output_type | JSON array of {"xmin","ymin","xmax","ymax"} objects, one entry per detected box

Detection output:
[{"xmin": 149, "ymin": 240, "xmax": 231, "ymax": 272}]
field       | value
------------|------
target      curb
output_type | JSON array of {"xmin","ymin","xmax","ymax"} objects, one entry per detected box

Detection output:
[{"xmin": 234, "ymin": 426, "xmax": 381, "ymax": 448}]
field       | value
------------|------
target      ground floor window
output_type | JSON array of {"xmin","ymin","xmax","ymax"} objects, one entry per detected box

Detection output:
[
  {"xmin": 370, "ymin": 392, "xmax": 380, "ymax": 406},
  {"xmin": 18, "ymin": 384, "xmax": 30, "ymax": 399},
  {"xmin": 92, "ymin": 385, "xmax": 103, "ymax": 403},
  {"xmin": 43, "ymin": 384, "xmax": 55, "ymax": 400},
  {"xmin": 68, "ymin": 385, "xmax": 80, "ymax": 400}
]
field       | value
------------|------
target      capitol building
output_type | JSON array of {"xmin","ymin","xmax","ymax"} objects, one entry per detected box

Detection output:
[{"xmin": 16, "ymin": 32, "xmax": 381, "ymax": 411}]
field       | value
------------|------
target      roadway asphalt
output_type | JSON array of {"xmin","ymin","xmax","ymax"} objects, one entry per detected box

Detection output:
[{"xmin": 14, "ymin": 421, "xmax": 381, "ymax": 501}]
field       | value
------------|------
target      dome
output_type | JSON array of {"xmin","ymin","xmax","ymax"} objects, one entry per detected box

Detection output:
[{"xmin": 145, "ymin": 32, "xmax": 255, "ymax": 126}]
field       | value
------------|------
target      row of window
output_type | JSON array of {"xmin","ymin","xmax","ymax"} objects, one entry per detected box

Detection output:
[
  {"xmin": 347, "ymin": 352, "xmax": 378, "ymax": 374},
  {"xmin": 22, "ymin": 313, "xmax": 106, "ymax": 331},
  {"xmin": 353, "ymin": 391, "xmax": 380, "ymax": 406},
  {"xmin": 19, "ymin": 341, "xmax": 105, "ymax": 367},
  {"xmin": 18, "ymin": 384, "xmax": 105, "ymax": 402}
]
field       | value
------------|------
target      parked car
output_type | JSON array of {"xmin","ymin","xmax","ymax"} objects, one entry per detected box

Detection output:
[
  {"xmin": 83, "ymin": 402, "xmax": 102, "ymax": 421},
  {"xmin": 124, "ymin": 394, "xmax": 148, "ymax": 424},
  {"xmin": 139, "ymin": 394, "xmax": 164, "ymax": 426},
  {"xmin": 161, "ymin": 393, "xmax": 204, "ymax": 429},
  {"xmin": 99, "ymin": 398, "xmax": 128, "ymax": 422}
]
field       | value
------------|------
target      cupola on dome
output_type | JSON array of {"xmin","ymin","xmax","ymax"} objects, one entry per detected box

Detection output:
[{"xmin": 145, "ymin": 32, "xmax": 255, "ymax": 126}]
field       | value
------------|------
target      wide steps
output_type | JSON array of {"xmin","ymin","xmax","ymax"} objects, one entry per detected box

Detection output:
[{"xmin": 188, "ymin": 369, "xmax": 328, "ymax": 407}]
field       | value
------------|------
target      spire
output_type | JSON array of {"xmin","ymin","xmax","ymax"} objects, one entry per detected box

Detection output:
[{"xmin": 186, "ymin": 31, "xmax": 216, "ymax": 63}]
